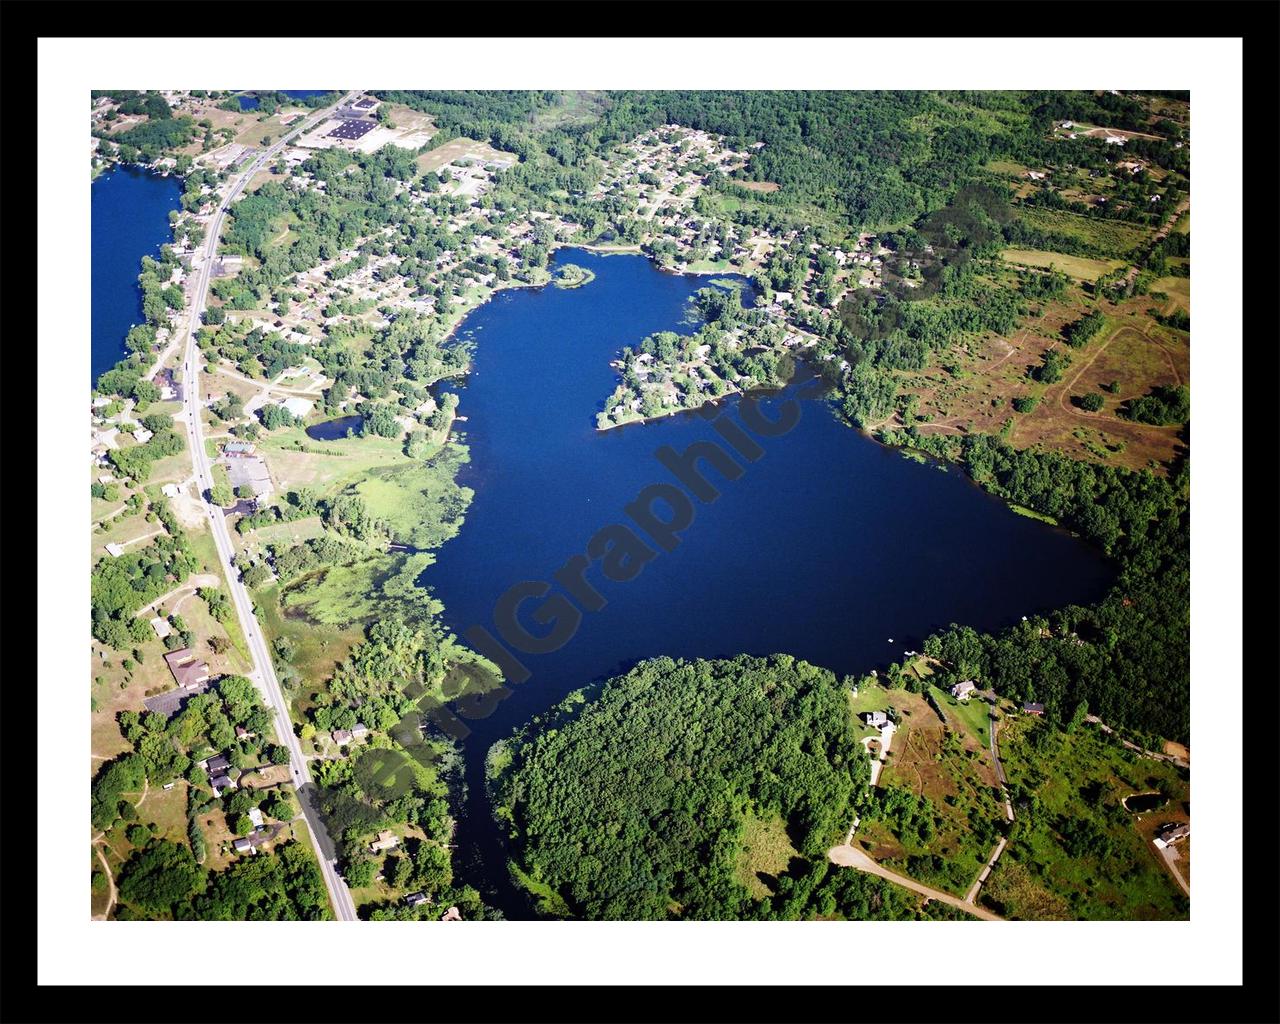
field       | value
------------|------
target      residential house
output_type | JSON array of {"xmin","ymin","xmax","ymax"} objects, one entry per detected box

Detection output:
[
  {"xmin": 210, "ymin": 774, "xmax": 236, "ymax": 797},
  {"xmin": 351, "ymin": 723, "xmax": 369, "ymax": 740},
  {"xmin": 332, "ymin": 729, "xmax": 353, "ymax": 746},
  {"xmin": 369, "ymin": 830, "xmax": 399, "ymax": 853},
  {"xmin": 164, "ymin": 648, "xmax": 210, "ymax": 691},
  {"xmin": 1153, "ymin": 822, "xmax": 1190, "ymax": 849},
  {"xmin": 150, "ymin": 617, "xmax": 172, "ymax": 640},
  {"xmin": 950, "ymin": 680, "xmax": 977, "ymax": 700},
  {"xmin": 403, "ymin": 892, "xmax": 430, "ymax": 907},
  {"xmin": 202, "ymin": 753, "xmax": 232, "ymax": 775},
  {"xmin": 248, "ymin": 807, "xmax": 264, "ymax": 829},
  {"xmin": 232, "ymin": 824, "xmax": 281, "ymax": 855},
  {"xmin": 862, "ymin": 711, "xmax": 889, "ymax": 728},
  {"xmin": 440, "ymin": 906, "xmax": 462, "ymax": 922},
  {"xmin": 1022, "ymin": 702, "xmax": 1046, "ymax": 716}
]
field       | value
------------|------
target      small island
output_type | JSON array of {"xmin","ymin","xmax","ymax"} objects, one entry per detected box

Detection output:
[{"xmin": 552, "ymin": 263, "xmax": 596, "ymax": 289}]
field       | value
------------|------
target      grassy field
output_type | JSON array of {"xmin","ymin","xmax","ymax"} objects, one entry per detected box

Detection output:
[
  {"xmin": 1151, "ymin": 273, "xmax": 1190, "ymax": 316},
  {"xmin": 992, "ymin": 715, "xmax": 1189, "ymax": 920},
  {"xmin": 1001, "ymin": 248, "xmax": 1127, "ymax": 281},
  {"xmin": 350, "ymin": 444, "xmax": 473, "ymax": 550},
  {"xmin": 274, "ymin": 554, "xmax": 391, "ymax": 628},
  {"xmin": 254, "ymin": 582, "xmax": 368, "ymax": 723},
  {"xmin": 934, "ymin": 686, "xmax": 994, "ymax": 749},
  {"xmin": 256, "ymin": 427, "xmax": 410, "ymax": 495},
  {"xmin": 1015, "ymin": 207, "xmax": 1153, "ymax": 259},
  {"xmin": 735, "ymin": 812, "xmax": 801, "ymax": 900}
]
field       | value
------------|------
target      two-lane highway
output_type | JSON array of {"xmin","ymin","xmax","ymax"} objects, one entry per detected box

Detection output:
[{"xmin": 177, "ymin": 92, "xmax": 360, "ymax": 921}]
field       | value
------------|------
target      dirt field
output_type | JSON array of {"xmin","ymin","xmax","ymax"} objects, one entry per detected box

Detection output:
[
  {"xmin": 902, "ymin": 283, "xmax": 1188, "ymax": 474},
  {"xmin": 1007, "ymin": 319, "xmax": 1188, "ymax": 472},
  {"xmin": 416, "ymin": 137, "xmax": 518, "ymax": 173},
  {"xmin": 738, "ymin": 181, "xmax": 780, "ymax": 193}
]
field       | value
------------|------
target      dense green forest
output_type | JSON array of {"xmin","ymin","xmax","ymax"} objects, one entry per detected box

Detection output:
[
  {"xmin": 489, "ymin": 654, "xmax": 939, "ymax": 920},
  {"xmin": 113, "ymin": 837, "xmax": 331, "ymax": 920}
]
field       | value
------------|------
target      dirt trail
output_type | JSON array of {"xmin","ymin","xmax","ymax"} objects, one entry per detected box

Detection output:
[
  {"xmin": 828, "ymin": 843, "xmax": 1003, "ymax": 921},
  {"xmin": 93, "ymin": 843, "xmax": 117, "ymax": 921},
  {"xmin": 135, "ymin": 573, "xmax": 220, "ymax": 618}
]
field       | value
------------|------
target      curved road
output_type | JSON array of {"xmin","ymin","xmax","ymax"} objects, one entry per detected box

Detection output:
[
  {"xmin": 176, "ymin": 92, "xmax": 360, "ymax": 921},
  {"xmin": 828, "ymin": 843, "xmax": 1003, "ymax": 921}
]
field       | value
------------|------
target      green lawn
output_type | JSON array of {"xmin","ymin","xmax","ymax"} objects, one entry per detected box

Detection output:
[{"xmin": 932, "ymin": 685, "xmax": 993, "ymax": 748}]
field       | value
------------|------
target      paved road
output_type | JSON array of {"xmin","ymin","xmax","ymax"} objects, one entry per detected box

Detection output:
[
  {"xmin": 828, "ymin": 843, "xmax": 1003, "ymax": 921},
  {"xmin": 177, "ymin": 91, "xmax": 360, "ymax": 922}
]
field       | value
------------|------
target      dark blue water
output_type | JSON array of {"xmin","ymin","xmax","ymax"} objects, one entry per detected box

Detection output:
[
  {"xmin": 424, "ymin": 249, "xmax": 1115, "ymax": 916},
  {"xmin": 306, "ymin": 415, "xmax": 364, "ymax": 440},
  {"xmin": 91, "ymin": 167, "xmax": 183, "ymax": 383},
  {"xmin": 238, "ymin": 90, "xmax": 333, "ymax": 110}
]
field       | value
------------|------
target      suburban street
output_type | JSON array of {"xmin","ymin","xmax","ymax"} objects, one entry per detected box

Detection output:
[{"xmin": 175, "ymin": 91, "xmax": 360, "ymax": 921}]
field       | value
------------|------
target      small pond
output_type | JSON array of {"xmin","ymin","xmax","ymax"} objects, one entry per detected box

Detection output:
[
  {"xmin": 305, "ymin": 415, "xmax": 364, "ymax": 441},
  {"xmin": 1123, "ymin": 792, "xmax": 1169, "ymax": 813}
]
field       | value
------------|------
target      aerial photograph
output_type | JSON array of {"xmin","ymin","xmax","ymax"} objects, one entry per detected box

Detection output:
[{"xmin": 88, "ymin": 88, "xmax": 1191, "ymax": 924}]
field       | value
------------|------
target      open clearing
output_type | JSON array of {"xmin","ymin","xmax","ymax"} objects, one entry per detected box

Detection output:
[
  {"xmin": 1009, "ymin": 319, "xmax": 1188, "ymax": 472},
  {"xmin": 1001, "ymin": 249, "xmax": 1126, "ymax": 281},
  {"xmin": 996, "ymin": 715, "xmax": 1189, "ymax": 920},
  {"xmin": 735, "ymin": 812, "xmax": 801, "ymax": 899},
  {"xmin": 1015, "ymin": 207, "xmax": 1153, "ymax": 259},
  {"xmin": 416, "ymin": 137, "xmax": 518, "ymax": 173}
]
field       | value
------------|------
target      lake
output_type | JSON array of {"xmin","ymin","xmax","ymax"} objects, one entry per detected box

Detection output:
[
  {"xmin": 91, "ymin": 166, "xmax": 183, "ymax": 383},
  {"xmin": 423, "ymin": 248, "xmax": 1117, "ymax": 916}
]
